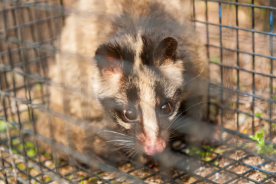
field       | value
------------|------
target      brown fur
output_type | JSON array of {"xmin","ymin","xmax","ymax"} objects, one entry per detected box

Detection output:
[{"xmin": 36, "ymin": 0, "xmax": 208, "ymax": 164}]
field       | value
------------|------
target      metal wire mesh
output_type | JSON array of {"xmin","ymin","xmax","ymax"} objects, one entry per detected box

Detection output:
[{"xmin": 1, "ymin": 0, "xmax": 276, "ymax": 183}]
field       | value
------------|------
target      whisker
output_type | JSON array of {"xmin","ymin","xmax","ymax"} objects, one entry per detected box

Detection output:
[
  {"xmin": 172, "ymin": 101, "xmax": 208, "ymax": 124},
  {"xmin": 112, "ymin": 145, "xmax": 132, "ymax": 152},
  {"xmin": 106, "ymin": 140, "xmax": 135, "ymax": 148},
  {"xmin": 182, "ymin": 64, "xmax": 205, "ymax": 87},
  {"xmin": 170, "ymin": 115, "xmax": 192, "ymax": 128},
  {"xmin": 100, "ymin": 130, "xmax": 130, "ymax": 136},
  {"xmin": 166, "ymin": 114, "xmax": 186, "ymax": 131},
  {"xmin": 100, "ymin": 130, "xmax": 133, "ymax": 139},
  {"xmin": 170, "ymin": 120, "xmax": 191, "ymax": 132},
  {"xmin": 128, "ymin": 148, "xmax": 138, "ymax": 159},
  {"xmin": 169, "ymin": 100, "xmax": 210, "ymax": 131},
  {"xmin": 123, "ymin": 148, "xmax": 137, "ymax": 162},
  {"xmin": 117, "ymin": 143, "xmax": 135, "ymax": 148},
  {"xmin": 168, "ymin": 100, "xmax": 209, "ymax": 132},
  {"xmin": 169, "ymin": 122, "xmax": 192, "ymax": 136},
  {"xmin": 124, "ymin": 149, "xmax": 134, "ymax": 156},
  {"xmin": 106, "ymin": 140, "xmax": 134, "ymax": 143}
]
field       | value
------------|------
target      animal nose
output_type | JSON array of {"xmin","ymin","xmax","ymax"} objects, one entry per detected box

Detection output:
[{"xmin": 144, "ymin": 139, "xmax": 166, "ymax": 156}]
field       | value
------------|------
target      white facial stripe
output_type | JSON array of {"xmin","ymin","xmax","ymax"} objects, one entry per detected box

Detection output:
[
  {"xmin": 134, "ymin": 31, "xmax": 144, "ymax": 69},
  {"xmin": 138, "ymin": 68, "xmax": 159, "ymax": 140},
  {"xmin": 140, "ymin": 102, "xmax": 158, "ymax": 140}
]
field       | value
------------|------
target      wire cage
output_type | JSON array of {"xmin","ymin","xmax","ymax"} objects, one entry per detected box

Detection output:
[{"xmin": 1, "ymin": 0, "xmax": 276, "ymax": 183}]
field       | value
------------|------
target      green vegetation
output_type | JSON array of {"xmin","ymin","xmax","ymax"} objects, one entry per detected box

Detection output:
[
  {"xmin": 212, "ymin": 160, "xmax": 219, "ymax": 166},
  {"xmin": 12, "ymin": 138, "xmax": 37, "ymax": 158},
  {"xmin": 0, "ymin": 120, "xmax": 13, "ymax": 132},
  {"xmin": 237, "ymin": 143, "xmax": 247, "ymax": 149},
  {"xmin": 249, "ymin": 128, "xmax": 276, "ymax": 155},
  {"xmin": 187, "ymin": 145, "xmax": 221, "ymax": 163},
  {"xmin": 255, "ymin": 112, "xmax": 263, "ymax": 118},
  {"xmin": 214, "ymin": 148, "xmax": 225, "ymax": 154}
]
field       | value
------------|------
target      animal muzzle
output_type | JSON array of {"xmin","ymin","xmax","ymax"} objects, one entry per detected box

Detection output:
[{"xmin": 143, "ymin": 138, "xmax": 166, "ymax": 156}]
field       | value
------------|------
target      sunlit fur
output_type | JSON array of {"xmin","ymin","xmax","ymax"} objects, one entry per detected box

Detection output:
[{"xmin": 36, "ymin": 0, "xmax": 208, "ymax": 164}]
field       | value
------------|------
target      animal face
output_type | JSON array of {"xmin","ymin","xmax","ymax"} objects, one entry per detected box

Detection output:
[{"xmin": 93, "ymin": 32, "xmax": 184, "ymax": 155}]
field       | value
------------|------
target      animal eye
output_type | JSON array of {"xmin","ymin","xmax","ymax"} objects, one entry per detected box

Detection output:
[
  {"xmin": 124, "ymin": 109, "xmax": 137, "ymax": 121},
  {"xmin": 160, "ymin": 103, "xmax": 171, "ymax": 115}
]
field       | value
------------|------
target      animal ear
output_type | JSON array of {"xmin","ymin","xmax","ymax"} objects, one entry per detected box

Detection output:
[
  {"xmin": 94, "ymin": 44, "xmax": 122, "ymax": 78},
  {"xmin": 153, "ymin": 37, "xmax": 178, "ymax": 66}
]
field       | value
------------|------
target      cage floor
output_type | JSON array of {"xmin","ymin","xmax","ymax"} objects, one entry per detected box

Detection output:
[{"xmin": 1, "ymin": 125, "xmax": 276, "ymax": 184}]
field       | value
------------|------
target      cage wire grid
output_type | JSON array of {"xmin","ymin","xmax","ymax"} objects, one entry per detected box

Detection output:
[{"xmin": 1, "ymin": 0, "xmax": 276, "ymax": 183}]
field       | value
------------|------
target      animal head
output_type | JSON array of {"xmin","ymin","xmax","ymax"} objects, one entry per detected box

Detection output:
[{"xmin": 93, "ymin": 32, "xmax": 185, "ymax": 156}]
